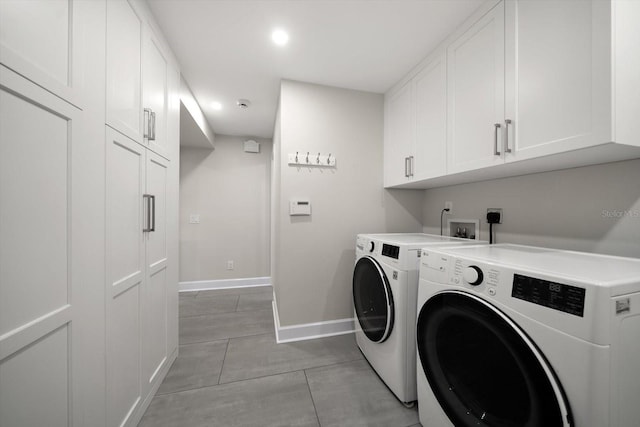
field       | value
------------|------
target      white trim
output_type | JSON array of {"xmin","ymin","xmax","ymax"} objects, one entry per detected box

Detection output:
[
  {"xmin": 179, "ymin": 276, "xmax": 271, "ymax": 292},
  {"xmin": 272, "ymin": 291, "xmax": 355, "ymax": 343}
]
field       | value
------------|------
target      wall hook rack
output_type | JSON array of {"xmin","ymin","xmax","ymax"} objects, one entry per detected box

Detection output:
[{"xmin": 288, "ymin": 152, "xmax": 336, "ymax": 167}]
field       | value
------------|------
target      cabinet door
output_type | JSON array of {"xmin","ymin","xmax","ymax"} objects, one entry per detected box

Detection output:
[
  {"xmin": 0, "ymin": 65, "xmax": 83, "ymax": 427},
  {"xmin": 141, "ymin": 152, "xmax": 169, "ymax": 395},
  {"xmin": 447, "ymin": 1, "xmax": 505, "ymax": 174},
  {"xmin": 504, "ymin": 0, "xmax": 611, "ymax": 162},
  {"xmin": 413, "ymin": 52, "xmax": 447, "ymax": 180},
  {"xmin": 0, "ymin": 0, "xmax": 81, "ymax": 107},
  {"xmin": 105, "ymin": 127, "xmax": 145, "ymax": 427},
  {"xmin": 384, "ymin": 81, "xmax": 413, "ymax": 187},
  {"xmin": 143, "ymin": 28, "xmax": 169, "ymax": 159},
  {"xmin": 106, "ymin": 0, "xmax": 143, "ymax": 143}
]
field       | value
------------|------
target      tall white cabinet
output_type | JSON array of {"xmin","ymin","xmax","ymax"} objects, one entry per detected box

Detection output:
[{"xmin": 1, "ymin": 1, "xmax": 180, "ymax": 426}]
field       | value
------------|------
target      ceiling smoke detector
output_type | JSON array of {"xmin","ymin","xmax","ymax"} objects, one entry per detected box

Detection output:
[{"xmin": 236, "ymin": 99, "xmax": 251, "ymax": 109}]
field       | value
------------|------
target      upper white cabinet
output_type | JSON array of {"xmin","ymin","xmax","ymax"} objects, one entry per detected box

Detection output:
[
  {"xmin": 106, "ymin": 0, "xmax": 172, "ymax": 160},
  {"xmin": 447, "ymin": 2, "xmax": 505, "ymax": 174},
  {"xmin": 106, "ymin": 0, "xmax": 143, "ymax": 143},
  {"xmin": 384, "ymin": 81, "xmax": 413, "ymax": 187},
  {"xmin": 0, "ymin": 0, "xmax": 95, "ymax": 108},
  {"xmin": 384, "ymin": 0, "xmax": 640, "ymax": 189},
  {"xmin": 414, "ymin": 52, "xmax": 447, "ymax": 181},
  {"xmin": 143, "ymin": 28, "xmax": 169, "ymax": 158},
  {"xmin": 384, "ymin": 51, "xmax": 447, "ymax": 187},
  {"xmin": 504, "ymin": 0, "xmax": 610, "ymax": 162}
]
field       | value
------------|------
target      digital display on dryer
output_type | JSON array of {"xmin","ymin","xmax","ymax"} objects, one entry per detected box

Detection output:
[
  {"xmin": 382, "ymin": 244, "xmax": 400, "ymax": 259},
  {"xmin": 512, "ymin": 274, "xmax": 586, "ymax": 317}
]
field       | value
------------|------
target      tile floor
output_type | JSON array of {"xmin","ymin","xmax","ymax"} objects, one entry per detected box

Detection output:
[{"xmin": 139, "ymin": 286, "xmax": 420, "ymax": 427}]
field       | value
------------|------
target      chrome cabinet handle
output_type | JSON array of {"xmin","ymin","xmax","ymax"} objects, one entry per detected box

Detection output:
[
  {"xmin": 150, "ymin": 111, "xmax": 156, "ymax": 141},
  {"xmin": 143, "ymin": 194, "xmax": 152, "ymax": 232},
  {"xmin": 494, "ymin": 123, "xmax": 502, "ymax": 156},
  {"xmin": 149, "ymin": 194, "xmax": 155, "ymax": 232},
  {"xmin": 504, "ymin": 119, "xmax": 512, "ymax": 153},
  {"xmin": 409, "ymin": 156, "xmax": 414, "ymax": 177},
  {"xmin": 404, "ymin": 157, "xmax": 410, "ymax": 177},
  {"xmin": 143, "ymin": 108, "xmax": 151, "ymax": 139}
]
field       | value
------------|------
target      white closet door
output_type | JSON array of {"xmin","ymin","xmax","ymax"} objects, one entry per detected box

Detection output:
[
  {"xmin": 142, "ymin": 152, "xmax": 169, "ymax": 394},
  {"xmin": 0, "ymin": 65, "xmax": 79, "ymax": 427},
  {"xmin": 105, "ymin": 127, "xmax": 145, "ymax": 427}
]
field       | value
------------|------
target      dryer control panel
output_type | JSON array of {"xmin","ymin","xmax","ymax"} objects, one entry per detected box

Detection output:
[{"xmin": 512, "ymin": 274, "xmax": 586, "ymax": 317}]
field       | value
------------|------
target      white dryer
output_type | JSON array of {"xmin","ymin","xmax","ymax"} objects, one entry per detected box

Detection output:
[
  {"xmin": 352, "ymin": 233, "xmax": 482, "ymax": 404},
  {"xmin": 416, "ymin": 244, "xmax": 640, "ymax": 427}
]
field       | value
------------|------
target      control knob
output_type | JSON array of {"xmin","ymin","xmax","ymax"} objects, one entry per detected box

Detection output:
[
  {"xmin": 369, "ymin": 241, "xmax": 375, "ymax": 252},
  {"xmin": 463, "ymin": 265, "xmax": 484, "ymax": 286}
]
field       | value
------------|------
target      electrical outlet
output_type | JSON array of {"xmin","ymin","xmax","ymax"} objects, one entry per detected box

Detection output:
[
  {"xmin": 487, "ymin": 208, "xmax": 503, "ymax": 223},
  {"xmin": 445, "ymin": 201, "xmax": 453, "ymax": 213},
  {"xmin": 226, "ymin": 260, "xmax": 234, "ymax": 270},
  {"xmin": 189, "ymin": 214, "xmax": 200, "ymax": 224}
]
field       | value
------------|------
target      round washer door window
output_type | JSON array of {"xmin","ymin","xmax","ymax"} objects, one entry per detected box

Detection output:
[
  {"xmin": 352, "ymin": 256, "xmax": 394, "ymax": 343},
  {"xmin": 417, "ymin": 291, "xmax": 572, "ymax": 427}
]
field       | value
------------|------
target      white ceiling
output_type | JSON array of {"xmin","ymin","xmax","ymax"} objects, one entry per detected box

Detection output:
[{"xmin": 148, "ymin": 0, "xmax": 485, "ymax": 139}]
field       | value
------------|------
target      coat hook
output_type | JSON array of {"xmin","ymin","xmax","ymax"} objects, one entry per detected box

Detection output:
[
  {"xmin": 316, "ymin": 152, "xmax": 321, "ymax": 164},
  {"xmin": 295, "ymin": 151, "xmax": 299, "ymax": 163},
  {"xmin": 306, "ymin": 152, "xmax": 310, "ymax": 163},
  {"xmin": 327, "ymin": 153, "xmax": 332, "ymax": 165}
]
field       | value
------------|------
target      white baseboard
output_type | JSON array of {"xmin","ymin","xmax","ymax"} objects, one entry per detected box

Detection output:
[
  {"xmin": 179, "ymin": 276, "xmax": 271, "ymax": 292},
  {"xmin": 272, "ymin": 291, "xmax": 355, "ymax": 343}
]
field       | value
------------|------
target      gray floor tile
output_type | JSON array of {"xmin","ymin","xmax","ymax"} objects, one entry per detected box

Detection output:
[
  {"xmin": 139, "ymin": 371, "xmax": 319, "ymax": 427},
  {"xmin": 219, "ymin": 333, "xmax": 363, "ymax": 384},
  {"xmin": 198, "ymin": 285, "xmax": 272, "ymax": 297},
  {"xmin": 236, "ymin": 291, "xmax": 273, "ymax": 312},
  {"xmin": 156, "ymin": 340, "xmax": 228, "ymax": 395},
  {"xmin": 179, "ymin": 308, "xmax": 274, "ymax": 344},
  {"xmin": 179, "ymin": 293, "xmax": 239, "ymax": 317},
  {"xmin": 305, "ymin": 359, "xmax": 419, "ymax": 427}
]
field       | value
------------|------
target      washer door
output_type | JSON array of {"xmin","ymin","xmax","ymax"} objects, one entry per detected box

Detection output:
[
  {"xmin": 417, "ymin": 291, "xmax": 572, "ymax": 427},
  {"xmin": 352, "ymin": 256, "xmax": 394, "ymax": 343}
]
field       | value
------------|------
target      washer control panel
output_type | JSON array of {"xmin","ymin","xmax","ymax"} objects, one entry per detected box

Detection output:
[{"xmin": 420, "ymin": 253, "xmax": 502, "ymax": 298}]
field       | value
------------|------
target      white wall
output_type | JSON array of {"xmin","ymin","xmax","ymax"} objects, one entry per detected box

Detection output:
[
  {"xmin": 179, "ymin": 135, "xmax": 272, "ymax": 281},
  {"xmin": 273, "ymin": 80, "xmax": 423, "ymax": 327},
  {"xmin": 423, "ymin": 158, "xmax": 640, "ymax": 258}
]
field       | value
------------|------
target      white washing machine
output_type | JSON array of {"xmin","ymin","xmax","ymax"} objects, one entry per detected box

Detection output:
[
  {"xmin": 416, "ymin": 244, "xmax": 640, "ymax": 427},
  {"xmin": 352, "ymin": 233, "xmax": 482, "ymax": 404}
]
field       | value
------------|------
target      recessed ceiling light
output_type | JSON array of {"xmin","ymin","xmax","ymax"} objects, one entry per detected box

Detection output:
[
  {"xmin": 211, "ymin": 101, "xmax": 222, "ymax": 111},
  {"xmin": 271, "ymin": 29, "xmax": 289, "ymax": 46}
]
